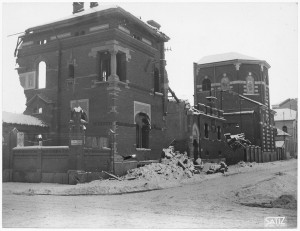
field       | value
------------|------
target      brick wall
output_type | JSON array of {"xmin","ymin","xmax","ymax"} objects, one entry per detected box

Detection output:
[{"xmin": 9, "ymin": 146, "xmax": 111, "ymax": 184}]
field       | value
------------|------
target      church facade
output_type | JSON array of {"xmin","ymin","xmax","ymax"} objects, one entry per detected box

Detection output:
[{"xmin": 194, "ymin": 53, "xmax": 277, "ymax": 154}]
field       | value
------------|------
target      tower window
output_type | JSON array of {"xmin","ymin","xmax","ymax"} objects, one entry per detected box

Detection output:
[
  {"xmin": 202, "ymin": 78, "xmax": 211, "ymax": 91},
  {"xmin": 135, "ymin": 112, "xmax": 151, "ymax": 148},
  {"xmin": 38, "ymin": 61, "xmax": 46, "ymax": 89},
  {"xmin": 282, "ymin": 126, "xmax": 288, "ymax": 133}
]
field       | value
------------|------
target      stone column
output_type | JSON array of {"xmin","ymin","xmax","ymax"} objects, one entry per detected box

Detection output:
[{"xmin": 108, "ymin": 48, "xmax": 119, "ymax": 82}]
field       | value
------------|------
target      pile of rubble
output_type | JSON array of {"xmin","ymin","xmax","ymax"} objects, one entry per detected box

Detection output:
[
  {"xmin": 124, "ymin": 147, "xmax": 200, "ymax": 181},
  {"xmin": 224, "ymin": 133, "xmax": 251, "ymax": 151}
]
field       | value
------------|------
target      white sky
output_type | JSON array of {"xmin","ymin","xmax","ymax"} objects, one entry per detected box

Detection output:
[{"xmin": 1, "ymin": 1, "xmax": 298, "ymax": 113}]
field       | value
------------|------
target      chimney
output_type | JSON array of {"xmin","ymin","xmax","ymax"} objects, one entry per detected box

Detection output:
[
  {"xmin": 90, "ymin": 2, "xmax": 99, "ymax": 8},
  {"xmin": 73, "ymin": 2, "xmax": 84, "ymax": 14},
  {"xmin": 147, "ymin": 20, "xmax": 161, "ymax": 30}
]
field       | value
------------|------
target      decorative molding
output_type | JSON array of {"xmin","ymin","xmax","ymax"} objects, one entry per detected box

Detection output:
[
  {"xmin": 234, "ymin": 63, "xmax": 241, "ymax": 70},
  {"xmin": 88, "ymin": 40, "xmax": 131, "ymax": 61},
  {"xmin": 89, "ymin": 24, "xmax": 109, "ymax": 32}
]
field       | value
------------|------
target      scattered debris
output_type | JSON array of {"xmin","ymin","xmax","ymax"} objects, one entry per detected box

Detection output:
[
  {"xmin": 194, "ymin": 158, "xmax": 204, "ymax": 172},
  {"xmin": 102, "ymin": 171, "xmax": 122, "ymax": 181},
  {"xmin": 238, "ymin": 161, "xmax": 256, "ymax": 167},
  {"xmin": 275, "ymin": 171, "xmax": 286, "ymax": 176},
  {"xmin": 241, "ymin": 195, "xmax": 297, "ymax": 210},
  {"xmin": 224, "ymin": 133, "xmax": 251, "ymax": 151},
  {"xmin": 206, "ymin": 161, "xmax": 228, "ymax": 174},
  {"xmin": 124, "ymin": 146, "xmax": 199, "ymax": 181}
]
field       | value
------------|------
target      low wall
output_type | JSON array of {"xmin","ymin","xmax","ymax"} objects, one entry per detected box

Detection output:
[
  {"xmin": 7, "ymin": 146, "xmax": 112, "ymax": 184},
  {"xmin": 225, "ymin": 149, "xmax": 245, "ymax": 165},
  {"xmin": 262, "ymin": 151, "xmax": 278, "ymax": 162},
  {"xmin": 84, "ymin": 148, "xmax": 111, "ymax": 172},
  {"xmin": 11, "ymin": 146, "xmax": 69, "ymax": 184}
]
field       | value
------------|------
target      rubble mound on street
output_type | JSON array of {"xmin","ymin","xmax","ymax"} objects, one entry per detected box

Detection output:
[
  {"xmin": 271, "ymin": 194, "xmax": 297, "ymax": 209},
  {"xmin": 124, "ymin": 147, "xmax": 197, "ymax": 181},
  {"xmin": 233, "ymin": 168, "xmax": 297, "ymax": 210}
]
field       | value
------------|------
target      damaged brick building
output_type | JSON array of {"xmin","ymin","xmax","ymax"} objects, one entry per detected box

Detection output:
[
  {"xmin": 194, "ymin": 53, "xmax": 278, "ymax": 160},
  {"xmin": 14, "ymin": 3, "xmax": 195, "ymax": 163}
]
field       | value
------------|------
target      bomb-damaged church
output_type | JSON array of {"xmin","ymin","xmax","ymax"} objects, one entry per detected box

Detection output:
[{"xmin": 3, "ymin": 3, "xmax": 282, "ymax": 183}]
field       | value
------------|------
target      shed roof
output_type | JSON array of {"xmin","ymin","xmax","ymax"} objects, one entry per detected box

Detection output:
[
  {"xmin": 276, "ymin": 128, "xmax": 291, "ymax": 137},
  {"xmin": 2, "ymin": 111, "xmax": 48, "ymax": 127},
  {"xmin": 274, "ymin": 108, "xmax": 297, "ymax": 121}
]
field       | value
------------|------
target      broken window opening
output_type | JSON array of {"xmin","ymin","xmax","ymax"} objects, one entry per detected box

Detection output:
[
  {"xmin": 98, "ymin": 52, "xmax": 111, "ymax": 81},
  {"xmin": 38, "ymin": 61, "xmax": 46, "ymax": 89},
  {"xmin": 132, "ymin": 33, "xmax": 141, "ymax": 40},
  {"xmin": 154, "ymin": 67, "xmax": 160, "ymax": 92},
  {"xmin": 116, "ymin": 52, "xmax": 127, "ymax": 82},
  {"xmin": 135, "ymin": 112, "xmax": 151, "ymax": 148},
  {"xmin": 33, "ymin": 106, "xmax": 43, "ymax": 114}
]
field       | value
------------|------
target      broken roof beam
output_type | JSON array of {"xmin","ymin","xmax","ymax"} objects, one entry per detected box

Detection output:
[{"xmin": 168, "ymin": 87, "xmax": 180, "ymax": 103}]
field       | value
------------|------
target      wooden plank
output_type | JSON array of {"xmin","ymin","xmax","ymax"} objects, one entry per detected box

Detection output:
[{"xmin": 102, "ymin": 170, "xmax": 122, "ymax": 181}]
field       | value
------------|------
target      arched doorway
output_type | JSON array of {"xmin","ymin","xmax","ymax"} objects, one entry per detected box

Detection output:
[{"xmin": 192, "ymin": 123, "xmax": 200, "ymax": 160}]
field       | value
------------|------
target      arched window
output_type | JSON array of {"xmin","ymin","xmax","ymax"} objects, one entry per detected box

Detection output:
[
  {"xmin": 204, "ymin": 123, "xmax": 209, "ymax": 138},
  {"xmin": 154, "ymin": 68, "xmax": 160, "ymax": 92},
  {"xmin": 38, "ymin": 61, "xmax": 46, "ymax": 89},
  {"xmin": 221, "ymin": 75, "xmax": 230, "ymax": 91},
  {"xmin": 135, "ymin": 113, "xmax": 151, "ymax": 148},
  {"xmin": 202, "ymin": 77, "xmax": 211, "ymax": 91},
  {"xmin": 246, "ymin": 74, "xmax": 254, "ymax": 94},
  {"xmin": 282, "ymin": 126, "xmax": 288, "ymax": 133}
]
